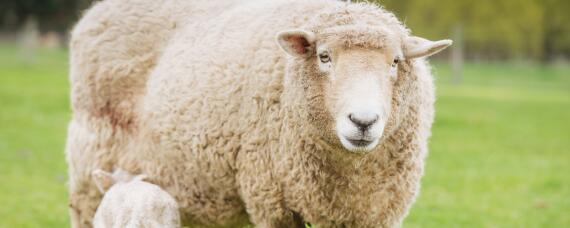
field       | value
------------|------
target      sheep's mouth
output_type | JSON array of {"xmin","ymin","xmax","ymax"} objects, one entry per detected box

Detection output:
[
  {"xmin": 338, "ymin": 135, "xmax": 380, "ymax": 153},
  {"xmin": 347, "ymin": 138, "xmax": 374, "ymax": 147},
  {"xmin": 337, "ymin": 121, "xmax": 383, "ymax": 153}
]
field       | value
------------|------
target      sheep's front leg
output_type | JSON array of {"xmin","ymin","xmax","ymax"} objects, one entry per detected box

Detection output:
[
  {"xmin": 69, "ymin": 182, "xmax": 101, "ymax": 228},
  {"xmin": 236, "ymin": 154, "xmax": 305, "ymax": 228}
]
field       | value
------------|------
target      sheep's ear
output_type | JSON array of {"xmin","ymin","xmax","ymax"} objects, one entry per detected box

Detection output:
[
  {"xmin": 276, "ymin": 29, "xmax": 316, "ymax": 58},
  {"xmin": 403, "ymin": 36, "xmax": 452, "ymax": 59},
  {"xmin": 92, "ymin": 169, "xmax": 115, "ymax": 193}
]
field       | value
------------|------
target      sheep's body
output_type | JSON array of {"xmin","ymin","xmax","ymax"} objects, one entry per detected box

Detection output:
[
  {"xmin": 66, "ymin": 0, "xmax": 436, "ymax": 227},
  {"xmin": 92, "ymin": 170, "xmax": 180, "ymax": 228}
]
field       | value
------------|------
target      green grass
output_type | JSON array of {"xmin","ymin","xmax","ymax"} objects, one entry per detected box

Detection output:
[
  {"xmin": 0, "ymin": 44, "xmax": 569, "ymax": 227},
  {"xmin": 0, "ymin": 44, "xmax": 70, "ymax": 227},
  {"xmin": 406, "ymin": 62, "xmax": 570, "ymax": 227}
]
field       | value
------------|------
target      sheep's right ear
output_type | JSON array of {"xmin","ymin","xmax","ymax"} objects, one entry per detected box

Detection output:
[
  {"xmin": 403, "ymin": 36, "xmax": 452, "ymax": 59},
  {"xmin": 276, "ymin": 29, "xmax": 316, "ymax": 58},
  {"xmin": 92, "ymin": 169, "xmax": 115, "ymax": 193}
]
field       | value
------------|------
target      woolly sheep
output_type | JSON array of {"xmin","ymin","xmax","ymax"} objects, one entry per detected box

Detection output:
[
  {"xmin": 91, "ymin": 169, "xmax": 181, "ymax": 228},
  {"xmin": 66, "ymin": 0, "xmax": 451, "ymax": 227}
]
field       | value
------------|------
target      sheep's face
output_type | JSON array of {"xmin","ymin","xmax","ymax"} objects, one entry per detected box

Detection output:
[
  {"xmin": 277, "ymin": 28, "xmax": 451, "ymax": 153},
  {"xmin": 319, "ymin": 45, "xmax": 398, "ymax": 152}
]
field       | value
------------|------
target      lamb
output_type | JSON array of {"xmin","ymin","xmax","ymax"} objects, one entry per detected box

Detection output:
[
  {"xmin": 91, "ymin": 169, "xmax": 181, "ymax": 228},
  {"xmin": 66, "ymin": 0, "xmax": 451, "ymax": 227}
]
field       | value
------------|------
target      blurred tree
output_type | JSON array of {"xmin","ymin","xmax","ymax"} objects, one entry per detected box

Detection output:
[
  {"xmin": 0, "ymin": 0, "xmax": 568, "ymax": 61},
  {"xmin": 541, "ymin": 0, "xmax": 570, "ymax": 61},
  {"xmin": 377, "ymin": 0, "xmax": 547, "ymax": 60},
  {"xmin": 18, "ymin": 16, "xmax": 40, "ymax": 61},
  {"xmin": 0, "ymin": 0, "xmax": 92, "ymax": 34}
]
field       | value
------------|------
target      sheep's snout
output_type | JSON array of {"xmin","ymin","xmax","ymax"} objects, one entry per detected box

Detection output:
[
  {"xmin": 348, "ymin": 112, "xmax": 379, "ymax": 130},
  {"xmin": 334, "ymin": 74, "xmax": 387, "ymax": 153},
  {"xmin": 335, "ymin": 93, "xmax": 386, "ymax": 152},
  {"xmin": 337, "ymin": 109, "xmax": 384, "ymax": 153}
]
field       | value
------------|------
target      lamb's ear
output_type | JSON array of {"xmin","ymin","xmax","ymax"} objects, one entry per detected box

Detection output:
[
  {"xmin": 403, "ymin": 36, "xmax": 452, "ymax": 59},
  {"xmin": 132, "ymin": 174, "xmax": 147, "ymax": 182},
  {"xmin": 276, "ymin": 29, "xmax": 316, "ymax": 58},
  {"xmin": 92, "ymin": 169, "xmax": 115, "ymax": 193}
]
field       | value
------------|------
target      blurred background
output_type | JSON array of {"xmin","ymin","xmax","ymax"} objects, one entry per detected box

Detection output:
[{"xmin": 0, "ymin": 0, "xmax": 568, "ymax": 227}]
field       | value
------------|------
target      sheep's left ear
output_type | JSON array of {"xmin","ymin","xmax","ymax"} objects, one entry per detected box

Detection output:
[
  {"xmin": 403, "ymin": 36, "xmax": 453, "ymax": 59},
  {"xmin": 276, "ymin": 29, "xmax": 316, "ymax": 58}
]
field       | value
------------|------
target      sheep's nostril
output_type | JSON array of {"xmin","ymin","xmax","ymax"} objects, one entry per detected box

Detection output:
[{"xmin": 348, "ymin": 113, "xmax": 379, "ymax": 130}]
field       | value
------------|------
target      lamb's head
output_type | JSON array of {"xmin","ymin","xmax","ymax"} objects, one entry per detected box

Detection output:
[
  {"xmin": 277, "ymin": 25, "xmax": 451, "ymax": 153},
  {"xmin": 92, "ymin": 169, "xmax": 147, "ymax": 193}
]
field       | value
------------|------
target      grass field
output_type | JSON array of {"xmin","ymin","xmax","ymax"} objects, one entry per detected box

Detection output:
[{"xmin": 0, "ymin": 44, "xmax": 569, "ymax": 227}]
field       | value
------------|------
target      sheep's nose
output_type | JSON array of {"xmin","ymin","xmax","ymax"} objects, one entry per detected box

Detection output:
[{"xmin": 348, "ymin": 112, "xmax": 379, "ymax": 130}]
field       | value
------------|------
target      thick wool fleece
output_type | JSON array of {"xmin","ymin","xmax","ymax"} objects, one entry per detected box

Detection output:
[{"xmin": 66, "ymin": 0, "xmax": 435, "ymax": 227}]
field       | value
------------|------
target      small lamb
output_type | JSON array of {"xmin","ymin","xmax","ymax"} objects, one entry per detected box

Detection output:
[{"xmin": 91, "ymin": 169, "xmax": 180, "ymax": 228}]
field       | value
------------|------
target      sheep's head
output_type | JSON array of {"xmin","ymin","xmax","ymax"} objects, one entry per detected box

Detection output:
[{"xmin": 277, "ymin": 25, "xmax": 451, "ymax": 153}]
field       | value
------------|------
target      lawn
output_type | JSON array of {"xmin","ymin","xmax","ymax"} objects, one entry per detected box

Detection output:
[
  {"xmin": 0, "ymin": 44, "xmax": 568, "ymax": 227},
  {"xmin": 0, "ymin": 44, "xmax": 70, "ymax": 227}
]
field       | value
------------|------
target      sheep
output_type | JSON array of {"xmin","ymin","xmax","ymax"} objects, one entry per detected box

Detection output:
[
  {"xmin": 91, "ymin": 169, "xmax": 181, "ymax": 228},
  {"xmin": 66, "ymin": 0, "xmax": 451, "ymax": 227}
]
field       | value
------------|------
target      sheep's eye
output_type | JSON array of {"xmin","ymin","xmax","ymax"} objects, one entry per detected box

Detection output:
[
  {"xmin": 392, "ymin": 58, "xmax": 400, "ymax": 66},
  {"xmin": 319, "ymin": 53, "xmax": 331, "ymax": 63}
]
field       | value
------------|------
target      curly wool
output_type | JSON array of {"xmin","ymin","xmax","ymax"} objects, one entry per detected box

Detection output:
[{"xmin": 66, "ymin": 0, "xmax": 435, "ymax": 227}]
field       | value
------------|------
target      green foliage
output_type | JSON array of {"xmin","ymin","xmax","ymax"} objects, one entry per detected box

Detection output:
[
  {"xmin": 371, "ymin": 0, "xmax": 570, "ymax": 60},
  {"xmin": 0, "ymin": 45, "xmax": 569, "ymax": 227},
  {"xmin": 0, "ymin": 0, "xmax": 87, "ymax": 32},
  {"xmin": 2, "ymin": 0, "xmax": 569, "ymax": 59}
]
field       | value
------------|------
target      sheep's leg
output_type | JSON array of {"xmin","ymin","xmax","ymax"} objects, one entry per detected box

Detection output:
[
  {"xmin": 238, "ymin": 177, "xmax": 304, "ymax": 228},
  {"xmin": 236, "ymin": 154, "xmax": 305, "ymax": 228},
  {"xmin": 68, "ymin": 181, "xmax": 102, "ymax": 228}
]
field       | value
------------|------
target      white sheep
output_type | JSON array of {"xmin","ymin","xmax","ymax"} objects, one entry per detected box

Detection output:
[
  {"xmin": 91, "ymin": 169, "xmax": 180, "ymax": 228},
  {"xmin": 66, "ymin": 0, "xmax": 451, "ymax": 227}
]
